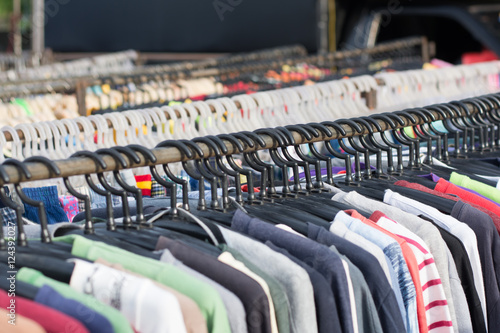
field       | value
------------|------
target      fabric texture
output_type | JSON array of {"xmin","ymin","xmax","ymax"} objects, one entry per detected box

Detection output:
[
  {"xmin": 58, "ymin": 195, "xmax": 79, "ymax": 222},
  {"xmin": 22, "ymin": 186, "xmax": 69, "ymax": 224},
  {"xmin": 70, "ymin": 259, "xmax": 187, "ymax": 333},
  {"xmin": 383, "ymin": 189, "xmax": 487, "ymax": 328},
  {"xmin": 222, "ymin": 246, "xmax": 291, "ymax": 333},
  {"xmin": 332, "ymin": 190, "xmax": 457, "ymax": 333},
  {"xmin": 0, "ymin": 206, "xmax": 17, "ymax": 226},
  {"xmin": 135, "ymin": 174, "xmax": 152, "ymax": 197},
  {"xmin": 151, "ymin": 179, "xmax": 166, "ymax": 197},
  {"xmin": 330, "ymin": 217, "xmax": 407, "ymax": 322},
  {"xmin": 158, "ymin": 249, "xmax": 247, "ymax": 333},
  {"xmin": 34, "ymin": 284, "xmax": 114, "ymax": 333},
  {"xmin": 308, "ymin": 223, "xmax": 402, "ymax": 333},
  {"xmin": 157, "ymin": 237, "xmax": 274, "ymax": 333},
  {"xmin": 17, "ymin": 267, "xmax": 133, "ymax": 333},
  {"xmin": 0, "ymin": 308, "xmax": 46, "ymax": 333},
  {"xmin": 371, "ymin": 211, "xmax": 454, "ymax": 333},
  {"xmin": 395, "ymin": 180, "xmax": 500, "ymax": 235},
  {"xmin": 333, "ymin": 210, "xmax": 418, "ymax": 333},
  {"xmin": 265, "ymin": 241, "xmax": 342, "ymax": 333},
  {"xmin": 95, "ymin": 258, "xmax": 208, "ymax": 333},
  {"xmin": 346, "ymin": 210, "xmax": 429, "ymax": 333},
  {"xmin": 429, "ymin": 219, "xmax": 487, "ymax": 333},
  {"xmin": 433, "ymin": 178, "xmax": 500, "ymax": 234},
  {"xmin": 230, "ymin": 209, "xmax": 350, "ymax": 333},
  {"xmin": 0, "ymin": 288, "xmax": 90, "ymax": 333},
  {"xmin": 54, "ymin": 234, "xmax": 231, "ymax": 333},
  {"xmin": 218, "ymin": 226, "xmax": 317, "ymax": 333},
  {"xmin": 451, "ymin": 200, "xmax": 500, "ymax": 332},
  {"xmin": 450, "ymin": 171, "xmax": 500, "ymax": 204}
]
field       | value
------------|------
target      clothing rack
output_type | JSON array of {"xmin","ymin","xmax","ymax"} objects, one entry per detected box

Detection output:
[
  {"xmin": 0, "ymin": 37, "xmax": 428, "ymax": 117},
  {"xmin": 0, "ymin": 95, "xmax": 489, "ymax": 186},
  {"xmin": 0, "ymin": 58, "xmax": 496, "ymax": 147},
  {"xmin": 0, "ymin": 45, "xmax": 305, "ymax": 90}
]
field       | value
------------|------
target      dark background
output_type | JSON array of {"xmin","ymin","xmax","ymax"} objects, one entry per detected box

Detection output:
[{"xmin": 45, "ymin": 0, "xmax": 320, "ymax": 53}]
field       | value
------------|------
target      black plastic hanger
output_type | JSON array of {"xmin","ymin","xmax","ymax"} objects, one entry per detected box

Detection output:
[
  {"xmin": 231, "ymin": 131, "xmax": 270, "ymax": 201},
  {"xmin": 218, "ymin": 133, "xmax": 259, "ymax": 204},
  {"xmin": 155, "ymin": 140, "xmax": 194, "ymax": 211},
  {"xmin": 192, "ymin": 137, "xmax": 230, "ymax": 211},
  {"xmin": 254, "ymin": 128, "xmax": 299, "ymax": 197},
  {"xmin": 3, "ymin": 158, "xmax": 51, "ymax": 243},
  {"xmin": 71, "ymin": 151, "xmax": 117, "ymax": 231},
  {"xmin": 95, "ymin": 148, "xmax": 135, "ymax": 229},
  {"xmin": 318, "ymin": 120, "xmax": 356, "ymax": 185}
]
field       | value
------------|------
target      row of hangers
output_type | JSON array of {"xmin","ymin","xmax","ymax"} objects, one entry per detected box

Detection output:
[
  {"xmin": 0, "ymin": 92, "xmax": 497, "ymax": 250},
  {"xmin": 0, "ymin": 37, "xmax": 421, "ymax": 104},
  {"xmin": 0, "ymin": 50, "xmax": 139, "ymax": 83},
  {"xmin": 1, "ymin": 60, "xmax": 499, "ymax": 163}
]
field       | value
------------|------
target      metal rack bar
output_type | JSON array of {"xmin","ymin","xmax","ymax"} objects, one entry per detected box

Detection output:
[{"xmin": 0, "ymin": 98, "xmax": 484, "ymax": 186}]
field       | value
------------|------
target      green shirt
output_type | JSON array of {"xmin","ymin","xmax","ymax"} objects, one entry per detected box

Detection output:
[
  {"xmin": 55, "ymin": 234, "xmax": 230, "ymax": 333},
  {"xmin": 17, "ymin": 267, "xmax": 133, "ymax": 333},
  {"xmin": 450, "ymin": 172, "xmax": 500, "ymax": 204}
]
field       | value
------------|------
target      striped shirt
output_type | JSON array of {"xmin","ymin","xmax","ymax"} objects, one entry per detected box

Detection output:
[{"xmin": 372, "ymin": 212, "xmax": 454, "ymax": 333}]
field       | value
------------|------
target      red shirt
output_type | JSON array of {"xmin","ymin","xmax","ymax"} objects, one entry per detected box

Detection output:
[
  {"xmin": 0, "ymin": 290, "xmax": 89, "ymax": 333},
  {"xmin": 345, "ymin": 209, "xmax": 429, "ymax": 333},
  {"xmin": 395, "ymin": 179, "xmax": 500, "ymax": 235}
]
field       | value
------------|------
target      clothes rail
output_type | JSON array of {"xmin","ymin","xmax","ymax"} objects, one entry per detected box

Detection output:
[
  {"xmin": 1, "ymin": 58, "xmax": 498, "ymax": 145},
  {"xmin": 0, "ymin": 38, "xmax": 423, "ymax": 99},
  {"xmin": 0, "ymin": 95, "xmax": 489, "ymax": 186},
  {"xmin": 0, "ymin": 45, "xmax": 305, "ymax": 89}
]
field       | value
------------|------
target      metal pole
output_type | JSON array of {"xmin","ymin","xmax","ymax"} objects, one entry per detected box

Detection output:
[
  {"xmin": 31, "ymin": 0, "xmax": 44, "ymax": 67},
  {"xmin": 13, "ymin": 0, "xmax": 22, "ymax": 57},
  {"xmin": 0, "ymin": 99, "xmax": 484, "ymax": 186}
]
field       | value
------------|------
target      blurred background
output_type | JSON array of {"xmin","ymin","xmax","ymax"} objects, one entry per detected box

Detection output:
[{"xmin": 0, "ymin": 0, "xmax": 499, "ymax": 66}]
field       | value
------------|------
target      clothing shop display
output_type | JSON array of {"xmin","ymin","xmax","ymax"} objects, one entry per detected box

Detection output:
[{"xmin": 2, "ymin": 39, "xmax": 500, "ymax": 333}]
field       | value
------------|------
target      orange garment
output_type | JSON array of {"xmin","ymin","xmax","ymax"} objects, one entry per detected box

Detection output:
[{"xmin": 346, "ymin": 209, "xmax": 429, "ymax": 333}]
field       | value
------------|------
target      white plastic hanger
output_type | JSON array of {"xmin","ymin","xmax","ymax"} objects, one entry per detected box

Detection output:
[
  {"xmin": 30, "ymin": 122, "xmax": 49, "ymax": 158},
  {"xmin": 151, "ymin": 107, "xmax": 172, "ymax": 140},
  {"xmin": 14, "ymin": 124, "xmax": 34, "ymax": 158},
  {"xmin": 218, "ymin": 97, "xmax": 244, "ymax": 133},
  {"xmin": 73, "ymin": 117, "xmax": 96, "ymax": 151},
  {"xmin": 161, "ymin": 106, "xmax": 183, "ymax": 139},
  {"xmin": 61, "ymin": 118, "xmax": 83, "ymax": 154},
  {"xmin": 2, "ymin": 126, "xmax": 22, "ymax": 160},
  {"xmin": 0, "ymin": 130, "xmax": 8, "ymax": 163},
  {"xmin": 41, "ymin": 121, "xmax": 64, "ymax": 160},
  {"xmin": 137, "ymin": 109, "xmax": 159, "ymax": 147},
  {"xmin": 205, "ymin": 99, "xmax": 229, "ymax": 134}
]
